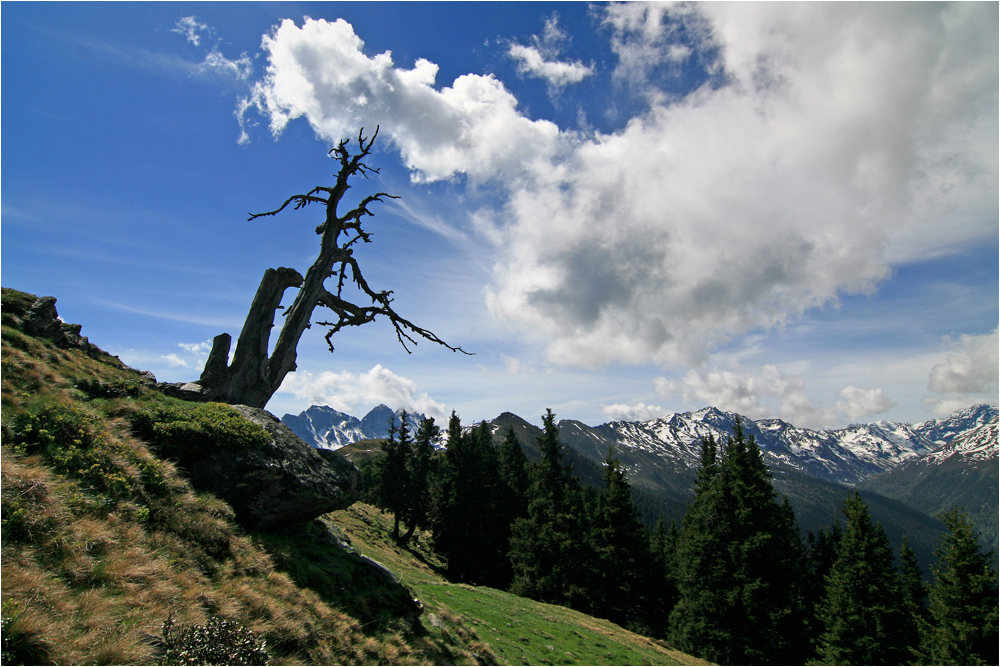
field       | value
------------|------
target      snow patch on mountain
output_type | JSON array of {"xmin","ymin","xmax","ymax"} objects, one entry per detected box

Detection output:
[
  {"xmin": 585, "ymin": 404, "xmax": 997, "ymax": 487},
  {"xmin": 281, "ymin": 404, "xmax": 426, "ymax": 450}
]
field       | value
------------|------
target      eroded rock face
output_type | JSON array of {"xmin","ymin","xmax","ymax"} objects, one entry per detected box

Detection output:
[
  {"xmin": 183, "ymin": 405, "xmax": 363, "ymax": 531},
  {"xmin": 22, "ymin": 296, "xmax": 104, "ymax": 359}
]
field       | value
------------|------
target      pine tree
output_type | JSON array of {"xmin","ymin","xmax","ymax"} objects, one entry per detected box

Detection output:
[
  {"xmin": 803, "ymin": 522, "xmax": 843, "ymax": 654},
  {"xmin": 430, "ymin": 417, "xmax": 508, "ymax": 585},
  {"xmin": 400, "ymin": 416, "xmax": 439, "ymax": 544},
  {"xmin": 377, "ymin": 411, "xmax": 412, "ymax": 540},
  {"xmin": 920, "ymin": 508, "xmax": 998, "ymax": 666},
  {"xmin": 648, "ymin": 518, "xmax": 680, "ymax": 636},
  {"xmin": 897, "ymin": 535, "xmax": 928, "ymax": 661},
  {"xmin": 509, "ymin": 410, "xmax": 593, "ymax": 610},
  {"xmin": 591, "ymin": 449, "xmax": 657, "ymax": 633},
  {"xmin": 816, "ymin": 492, "xmax": 910, "ymax": 665},
  {"xmin": 669, "ymin": 420, "xmax": 805, "ymax": 665}
]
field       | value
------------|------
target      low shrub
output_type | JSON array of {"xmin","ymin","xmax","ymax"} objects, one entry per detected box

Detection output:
[
  {"xmin": 128, "ymin": 403, "xmax": 268, "ymax": 459},
  {"xmin": 159, "ymin": 614, "xmax": 269, "ymax": 666},
  {"xmin": 75, "ymin": 378, "xmax": 143, "ymax": 399}
]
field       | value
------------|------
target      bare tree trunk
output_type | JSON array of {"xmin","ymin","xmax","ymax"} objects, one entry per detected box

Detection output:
[{"xmin": 196, "ymin": 128, "xmax": 468, "ymax": 408}]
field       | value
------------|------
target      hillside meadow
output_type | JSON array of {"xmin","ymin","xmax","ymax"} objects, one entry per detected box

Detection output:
[{"xmin": 0, "ymin": 287, "xmax": 705, "ymax": 666}]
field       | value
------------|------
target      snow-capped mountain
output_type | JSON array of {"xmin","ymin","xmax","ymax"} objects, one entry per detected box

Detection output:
[
  {"xmin": 559, "ymin": 404, "xmax": 997, "ymax": 488},
  {"xmin": 858, "ymin": 414, "xmax": 998, "ymax": 552},
  {"xmin": 283, "ymin": 401, "xmax": 996, "ymax": 488},
  {"xmin": 281, "ymin": 404, "xmax": 426, "ymax": 450},
  {"xmin": 911, "ymin": 404, "xmax": 998, "ymax": 447},
  {"xmin": 918, "ymin": 414, "xmax": 998, "ymax": 465}
]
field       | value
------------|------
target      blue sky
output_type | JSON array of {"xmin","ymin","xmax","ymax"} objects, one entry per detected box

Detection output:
[{"xmin": 3, "ymin": 2, "xmax": 997, "ymax": 429}]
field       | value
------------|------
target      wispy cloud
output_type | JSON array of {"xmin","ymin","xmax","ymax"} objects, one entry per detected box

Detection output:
[
  {"xmin": 96, "ymin": 300, "xmax": 240, "ymax": 328},
  {"xmin": 172, "ymin": 16, "xmax": 209, "ymax": 46}
]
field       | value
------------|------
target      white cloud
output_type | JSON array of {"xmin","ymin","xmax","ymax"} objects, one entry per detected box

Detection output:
[
  {"xmin": 601, "ymin": 401, "xmax": 666, "ymax": 422},
  {"xmin": 277, "ymin": 364, "xmax": 448, "ymax": 420},
  {"xmin": 601, "ymin": 1, "xmax": 706, "ymax": 88},
  {"xmin": 240, "ymin": 17, "xmax": 563, "ymax": 182},
  {"xmin": 508, "ymin": 44, "xmax": 593, "ymax": 89},
  {"xmin": 835, "ymin": 386, "xmax": 896, "ymax": 422},
  {"xmin": 173, "ymin": 16, "xmax": 209, "ymax": 46},
  {"xmin": 485, "ymin": 3, "xmax": 996, "ymax": 368},
  {"xmin": 199, "ymin": 49, "xmax": 252, "ymax": 80},
  {"xmin": 162, "ymin": 340, "xmax": 213, "ymax": 369},
  {"xmin": 925, "ymin": 328, "xmax": 999, "ymax": 413},
  {"xmin": 178, "ymin": 341, "xmax": 211, "ymax": 354},
  {"xmin": 656, "ymin": 360, "xmax": 896, "ymax": 428},
  {"xmin": 501, "ymin": 353, "xmax": 522, "ymax": 375},
  {"xmin": 507, "ymin": 16, "xmax": 593, "ymax": 90},
  {"xmin": 241, "ymin": 7, "xmax": 996, "ymax": 371},
  {"xmin": 162, "ymin": 353, "xmax": 191, "ymax": 368}
]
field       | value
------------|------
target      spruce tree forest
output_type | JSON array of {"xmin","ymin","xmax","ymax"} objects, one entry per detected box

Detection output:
[{"xmin": 361, "ymin": 410, "xmax": 998, "ymax": 666}]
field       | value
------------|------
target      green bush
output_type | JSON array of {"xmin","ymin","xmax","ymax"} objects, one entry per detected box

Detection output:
[
  {"xmin": 5, "ymin": 405, "xmax": 135, "ymax": 498},
  {"xmin": 129, "ymin": 403, "xmax": 268, "ymax": 458},
  {"xmin": 75, "ymin": 377, "xmax": 143, "ymax": 399},
  {"xmin": 159, "ymin": 615, "xmax": 269, "ymax": 666}
]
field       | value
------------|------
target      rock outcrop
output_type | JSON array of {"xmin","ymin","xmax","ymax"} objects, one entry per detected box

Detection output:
[
  {"xmin": 183, "ymin": 405, "xmax": 364, "ymax": 531},
  {"xmin": 17, "ymin": 295, "xmax": 107, "ymax": 360}
]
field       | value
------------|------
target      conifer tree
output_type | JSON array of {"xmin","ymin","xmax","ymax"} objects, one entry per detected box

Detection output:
[
  {"xmin": 430, "ymin": 417, "xmax": 508, "ymax": 585},
  {"xmin": 497, "ymin": 426, "xmax": 529, "ymax": 506},
  {"xmin": 669, "ymin": 421, "xmax": 805, "ymax": 665},
  {"xmin": 816, "ymin": 492, "xmax": 910, "ymax": 665},
  {"xmin": 920, "ymin": 508, "xmax": 998, "ymax": 666},
  {"xmin": 803, "ymin": 522, "xmax": 843, "ymax": 652},
  {"xmin": 591, "ymin": 449, "xmax": 657, "ymax": 633},
  {"xmin": 897, "ymin": 535, "xmax": 928, "ymax": 661},
  {"xmin": 509, "ymin": 410, "xmax": 593, "ymax": 610},
  {"xmin": 377, "ymin": 412, "xmax": 412, "ymax": 540},
  {"xmin": 400, "ymin": 416, "xmax": 439, "ymax": 544},
  {"xmin": 649, "ymin": 518, "xmax": 680, "ymax": 636}
]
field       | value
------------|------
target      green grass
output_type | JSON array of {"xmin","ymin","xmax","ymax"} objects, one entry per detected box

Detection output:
[{"xmin": 330, "ymin": 504, "xmax": 709, "ymax": 666}]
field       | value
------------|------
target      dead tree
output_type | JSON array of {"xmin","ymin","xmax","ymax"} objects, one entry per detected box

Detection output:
[{"xmin": 197, "ymin": 127, "xmax": 468, "ymax": 408}]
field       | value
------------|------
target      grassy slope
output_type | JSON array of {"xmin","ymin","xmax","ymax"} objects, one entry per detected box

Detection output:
[
  {"xmin": 330, "ymin": 504, "xmax": 708, "ymax": 667},
  {"xmin": 1, "ymin": 287, "xmax": 706, "ymax": 666}
]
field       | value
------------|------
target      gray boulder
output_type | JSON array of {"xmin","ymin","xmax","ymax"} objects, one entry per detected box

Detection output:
[{"xmin": 183, "ymin": 405, "xmax": 363, "ymax": 531}]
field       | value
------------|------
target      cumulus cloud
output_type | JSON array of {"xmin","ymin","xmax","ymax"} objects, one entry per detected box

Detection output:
[
  {"xmin": 835, "ymin": 386, "xmax": 896, "ymax": 422},
  {"xmin": 238, "ymin": 17, "xmax": 563, "ymax": 180},
  {"xmin": 277, "ymin": 364, "xmax": 448, "ymax": 420},
  {"xmin": 485, "ymin": 2, "xmax": 996, "ymax": 368},
  {"xmin": 240, "ymin": 6, "xmax": 996, "ymax": 370},
  {"xmin": 656, "ymin": 360, "xmax": 895, "ymax": 428},
  {"xmin": 601, "ymin": 401, "xmax": 667, "ymax": 422},
  {"xmin": 508, "ymin": 15, "xmax": 593, "ymax": 91},
  {"xmin": 925, "ymin": 329, "xmax": 999, "ymax": 414},
  {"xmin": 601, "ymin": 2, "xmax": 707, "ymax": 89}
]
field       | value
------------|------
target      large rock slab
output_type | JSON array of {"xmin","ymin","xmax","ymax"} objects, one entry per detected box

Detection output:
[{"xmin": 184, "ymin": 405, "xmax": 363, "ymax": 531}]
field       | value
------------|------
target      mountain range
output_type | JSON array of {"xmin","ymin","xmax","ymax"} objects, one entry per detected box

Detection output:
[
  {"xmin": 282, "ymin": 404, "xmax": 427, "ymax": 449},
  {"xmin": 284, "ymin": 402, "xmax": 998, "ymax": 570},
  {"xmin": 284, "ymin": 403, "xmax": 995, "ymax": 487}
]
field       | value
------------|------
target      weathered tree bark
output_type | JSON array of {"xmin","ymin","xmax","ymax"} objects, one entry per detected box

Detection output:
[{"xmin": 198, "ymin": 128, "xmax": 468, "ymax": 408}]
